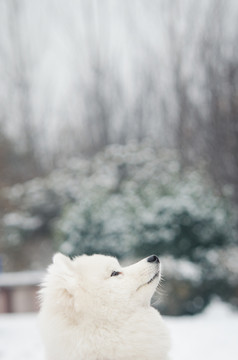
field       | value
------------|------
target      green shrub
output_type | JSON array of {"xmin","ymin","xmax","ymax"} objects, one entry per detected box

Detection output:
[{"xmin": 3, "ymin": 142, "xmax": 238, "ymax": 313}]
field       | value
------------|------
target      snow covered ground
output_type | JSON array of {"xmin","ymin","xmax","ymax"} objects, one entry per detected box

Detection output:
[
  {"xmin": 167, "ymin": 300, "xmax": 238, "ymax": 360},
  {"xmin": 0, "ymin": 300, "xmax": 237, "ymax": 360}
]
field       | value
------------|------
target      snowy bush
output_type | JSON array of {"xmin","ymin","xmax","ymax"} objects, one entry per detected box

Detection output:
[
  {"xmin": 55, "ymin": 144, "xmax": 237, "ymax": 263},
  {"xmin": 53, "ymin": 143, "xmax": 237, "ymax": 313},
  {"xmin": 57, "ymin": 192, "xmax": 138, "ymax": 257},
  {"xmin": 2, "ymin": 142, "xmax": 238, "ymax": 313},
  {"xmin": 133, "ymin": 180, "xmax": 237, "ymax": 262},
  {"xmin": 2, "ymin": 212, "xmax": 42, "ymax": 246}
]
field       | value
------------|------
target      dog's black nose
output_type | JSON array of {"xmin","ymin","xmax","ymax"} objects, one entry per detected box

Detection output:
[{"xmin": 147, "ymin": 255, "xmax": 160, "ymax": 263}]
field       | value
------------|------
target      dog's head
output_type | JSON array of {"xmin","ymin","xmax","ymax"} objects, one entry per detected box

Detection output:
[{"xmin": 40, "ymin": 253, "xmax": 161, "ymax": 319}]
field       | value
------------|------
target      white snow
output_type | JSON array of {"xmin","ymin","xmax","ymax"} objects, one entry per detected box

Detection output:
[
  {"xmin": 0, "ymin": 314, "xmax": 43, "ymax": 360},
  {"xmin": 0, "ymin": 300, "xmax": 237, "ymax": 360},
  {"xmin": 167, "ymin": 300, "xmax": 238, "ymax": 360}
]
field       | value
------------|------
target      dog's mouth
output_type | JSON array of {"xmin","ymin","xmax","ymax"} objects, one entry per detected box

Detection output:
[
  {"xmin": 147, "ymin": 272, "xmax": 159, "ymax": 284},
  {"xmin": 136, "ymin": 271, "xmax": 160, "ymax": 291}
]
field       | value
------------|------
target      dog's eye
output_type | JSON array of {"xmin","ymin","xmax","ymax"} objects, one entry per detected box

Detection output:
[{"xmin": 111, "ymin": 271, "xmax": 121, "ymax": 277}]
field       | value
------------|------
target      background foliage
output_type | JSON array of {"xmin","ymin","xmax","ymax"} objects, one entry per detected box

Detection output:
[{"xmin": 1, "ymin": 143, "xmax": 237, "ymax": 314}]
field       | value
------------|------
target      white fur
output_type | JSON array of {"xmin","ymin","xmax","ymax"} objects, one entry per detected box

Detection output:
[{"xmin": 39, "ymin": 253, "xmax": 170, "ymax": 360}]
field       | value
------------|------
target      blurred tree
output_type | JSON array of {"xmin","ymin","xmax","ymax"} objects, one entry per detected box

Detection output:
[
  {"xmin": 0, "ymin": 0, "xmax": 237, "ymax": 200},
  {"xmin": 198, "ymin": 0, "xmax": 238, "ymax": 203},
  {"xmin": 0, "ymin": 125, "xmax": 40, "ymax": 186},
  {"xmin": 0, "ymin": 0, "xmax": 49, "ymax": 175}
]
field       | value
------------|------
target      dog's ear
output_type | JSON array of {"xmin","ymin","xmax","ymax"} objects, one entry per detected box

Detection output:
[
  {"xmin": 49, "ymin": 253, "xmax": 76, "ymax": 294},
  {"xmin": 53, "ymin": 253, "xmax": 72, "ymax": 269}
]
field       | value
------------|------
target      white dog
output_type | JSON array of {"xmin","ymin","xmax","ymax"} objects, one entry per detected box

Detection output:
[{"xmin": 39, "ymin": 253, "xmax": 170, "ymax": 360}]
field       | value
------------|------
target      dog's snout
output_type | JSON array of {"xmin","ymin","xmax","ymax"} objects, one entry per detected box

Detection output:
[{"xmin": 147, "ymin": 255, "xmax": 160, "ymax": 264}]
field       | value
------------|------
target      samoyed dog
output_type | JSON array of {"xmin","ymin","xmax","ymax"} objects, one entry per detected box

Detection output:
[{"xmin": 39, "ymin": 253, "xmax": 170, "ymax": 360}]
